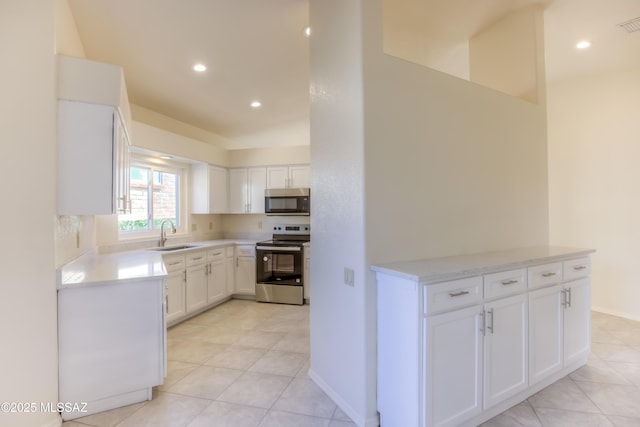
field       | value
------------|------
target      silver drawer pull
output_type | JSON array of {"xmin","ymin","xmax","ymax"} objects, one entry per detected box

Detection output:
[
  {"xmin": 168, "ymin": 261, "xmax": 182, "ymax": 266},
  {"xmin": 501, "ymin": 279, "xmax": 519, "ymax": 285},
  {"xmin": 449, "ymin": 290, "xmax": 470, "ymax": 297},
  {"xmin": 573, "ymin": 265, "xmax": 587, "ymax": 270},
  {"xmin": 541, "ymin": 272, "xmax": 556, "ymax": 277},
  {"xmin": 213, "ymin": 252, "xmax": 222, "ymax": 256},
  {"xmin": 192, "ymin": 256, "xmax": 203, "ymax": 261}
]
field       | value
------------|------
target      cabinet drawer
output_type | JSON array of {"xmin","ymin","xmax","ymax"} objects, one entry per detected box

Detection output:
[
  {"xmin": 226, "ymin": 246, "xmax": 234, "ymax": 257},
  {"xmin": 528, "ymin": 262, "xmax": 563, "ymax": 289},
  {"xmin": 564, "ymin": 257, "xmax": 591, "ymax": 281},
  {"xmin": 484, "ymin": 268, "xmax": 527, "ymax": 300},
  {"xmin": 186, "ymin": 250, "xmax": 207, "ymax": 267},
  {"xmin": 163, "ymin": 254, "xmax": 185, "ymax": 273},
  {"xmin": 207, "ymin": 248, "xmax": 225, "ymax": 262},
  {"xmin": 236, "ymin": 245, "xmax": 255, "ymax": 257},
  {"xmin": 424, "ymin": 276, "xmax": 483, "ymax": 315}
]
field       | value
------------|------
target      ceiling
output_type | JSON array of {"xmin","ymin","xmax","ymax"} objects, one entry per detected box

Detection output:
[{"xmin": 67, "ymin": 0, "xmax": 640, "ymax": 150}]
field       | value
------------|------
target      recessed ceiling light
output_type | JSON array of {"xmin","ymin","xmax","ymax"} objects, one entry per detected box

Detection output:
[
  {"xmin": 250, "ymin": 101, "xmax": 262, "ymax": 108},
  {"xmin": 159, "ymin": 155, "xmax": 173, "ymax": 160},
  {"xmin": 576, "ymin": 40, "xmax": 591, "ymax": 49},
  {"xmin": 304, "ymin": 26, "xmax": 311, "ymax": 37},
  {"xmin": 193, "ymin": 63, "xmax": 207, "ymax": 72}
]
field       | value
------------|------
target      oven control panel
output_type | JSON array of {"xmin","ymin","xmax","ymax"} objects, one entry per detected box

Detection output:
[{"xmin": 272, "ymin": 224, "xmax": 310, "ymax": 234}]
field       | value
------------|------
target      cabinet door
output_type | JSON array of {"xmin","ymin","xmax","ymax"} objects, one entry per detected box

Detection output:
[
  {"xmin": 207, "ymin": 259, "xmax": 227, "ymax": 304},
  {"xmin": 226, "ymin": 256, "xmax": 235, "ymax": 295},
  {"xmin": 58, "ymin": 100, "xmax": 115, "ymax": 215},
  {"xmin": 186, "ymin": 264, "xmax": 208, "ymax": 313},
  {"xmin": 248, "ymin": 167, "xmax": 267, "ymax": 213},
  {"xmin": 529, "ymin": 284, "xmax": 563, "ymax": 385},
  {"xmin": 165, "ymin": 270, "xmax": 186, "ymax": 325},
  {"xmin": 209, "ymin": 166, "xmax": 227, "ymax": 213},
  {"xmin": 192, "ymin": 164, "xmax": 227, "ymax": 214},
  {"xmin": 266, "ymin": 166, "xmax": 289, "ymax": 189},
  {"xmin": 564, "ymin": 278, "xmax": 591, "ymax": 366},
  {"xmin": 484, "ymin": 294, "xmax": 528, "ymax": 409},
  {"xmin": 228, "ymin": 169, "xmax": 248, "ymax": 213},
  {"xmin": 235, "ymin": 256, "xmax": 256, "ymax": 295},
  {"xmin": 289, "ymin": 165, "xmax": 310, "ymax": 188},
  {"xmin": 424, "ymin": 305, "xmax": 483, "ymax": 427}
]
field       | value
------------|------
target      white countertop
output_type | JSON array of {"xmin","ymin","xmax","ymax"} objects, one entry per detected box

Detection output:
[
  {"xmin": 370, "ymin": 246, "xmax": 595, "ymax": 283},
  {"xmin": 58, "ymin": 250, "xmax": 167, "ymax": 288},
  {"xmin": 58, "ymin": 239, "xmax": 260, "ymax": 289}
]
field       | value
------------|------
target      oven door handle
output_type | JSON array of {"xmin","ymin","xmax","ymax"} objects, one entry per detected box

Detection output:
[{"xmin": 256, "ymin": 246, "xmax": 301, "ymax": 252}]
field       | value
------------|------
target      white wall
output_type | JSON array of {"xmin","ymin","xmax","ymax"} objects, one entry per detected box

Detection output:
[
  {"xmin": 469, "ymin": 6, "xmax": 544, "ymax": 104},
  {"xmin": 310, "ymin": 1, "xmax": 549, "ymax": 425},
  {"xmin": 548, "ymin": 68, "xmax": 640, "ymax": 321},
  {"xmin": 0, "ymin": 1, "xmax": 60, "ymax": 426},
  {"xmin": 309, "ymin": 0, "xmax": 369, "ymax": 425}
]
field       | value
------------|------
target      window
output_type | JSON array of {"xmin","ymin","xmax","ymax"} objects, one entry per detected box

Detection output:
[{"xmin": 118, "ymin": 158, "xmax": 185, "ymax": 234}]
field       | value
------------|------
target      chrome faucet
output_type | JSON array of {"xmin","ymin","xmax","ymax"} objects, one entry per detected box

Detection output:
[{"xmin": 158, "ymin": 220, "xmax": 176, "ymax": 247}]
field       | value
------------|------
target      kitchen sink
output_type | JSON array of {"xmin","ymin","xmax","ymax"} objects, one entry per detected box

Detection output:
[{"xmin": 152, "ymin": 245, "xmax": 198, "ymax": 252}]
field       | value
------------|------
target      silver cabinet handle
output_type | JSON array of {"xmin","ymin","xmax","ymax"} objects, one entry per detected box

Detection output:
[
  {"xmin": 567, "ymin": 287, "xmax": 572, "ymax": 308},
  {"xmin": 501, "ymin": 279, "xmax": 518, "ymax": 285},
  {"xmin": 487, "ymin": 308, "xmax": 494, "ymax": 334},
  {"xmin": 542, "ymin": 272, "xmax": 557, "ymax": 277},
  {"xmin": 449, "ymin": 290, "xmax": 470, "ymax": 297},
  {"xmin": 573, "ymin": 265, "xmax": 587, "ymax": 271},
  {"xmin": 192, "ymin": 256, "xmax": 203, "ymax": 261},
  {"xmin": 168, "ymin": 261, "xmax": 182, "ymax": 266},
  {"xmin": 561, "ymin": 288, "xmax": 568, "ymax": 308}
]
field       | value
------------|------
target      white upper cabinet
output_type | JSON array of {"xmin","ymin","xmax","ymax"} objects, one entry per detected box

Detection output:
[
  {"xmin": 57, "ymin": 55, "xmax": 132, "ymax": 215},
  {"xmin": 228, "ymin": 168, "xmax": 267, "ymax": 214},
  {"xmin": 266, "ymin": 165, "xmax": 310, "ymax": 189},
  {"xmin": 192, "ymin": 164, "xmax": 228, "ymax": 214}
]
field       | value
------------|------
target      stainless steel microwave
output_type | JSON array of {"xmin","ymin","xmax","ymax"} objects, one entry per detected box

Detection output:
[{"xmin": 264, "ymin": 188, "xmax": 310, "ymax": 216}]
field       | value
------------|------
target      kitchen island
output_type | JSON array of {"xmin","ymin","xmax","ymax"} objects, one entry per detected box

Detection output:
[{"xmin": 372, "ymin": 246, "xmax": 594, "ymax": 427}]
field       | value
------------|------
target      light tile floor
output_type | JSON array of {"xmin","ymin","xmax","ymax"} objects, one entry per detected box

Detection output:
[
  {"xmin": 63, "ymin": 302, "xmax": 640, "ymax": 427},
  {"xmin": 64, "ymin": 299, "xmax": 356, "ymax": 427}
]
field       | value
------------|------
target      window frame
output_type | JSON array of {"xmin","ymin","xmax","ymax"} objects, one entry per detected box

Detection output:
[{"xmin": 118, "ymin": 154, "xmax": 188, "ymax": 240}]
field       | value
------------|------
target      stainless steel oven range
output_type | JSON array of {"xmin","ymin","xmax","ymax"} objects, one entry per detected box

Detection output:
[{"xmin": 255, "ymin": 224, "xmax": 310, "ymax": 305}]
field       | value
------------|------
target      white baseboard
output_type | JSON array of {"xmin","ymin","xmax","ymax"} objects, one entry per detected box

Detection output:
[
  {"xmin": 308, "ymin": 368, "xmax": 380, "ymax": 427},
  {"xmin": 592, "ymin": 306, "xmax": 640, "ymax": 322}
]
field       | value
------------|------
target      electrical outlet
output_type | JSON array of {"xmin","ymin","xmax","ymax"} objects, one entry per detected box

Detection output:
[
  {"xmin": 344, "ymin": 267, "xmax": 355, "ymax": 287},
  {"xmin": 209, "ymin": 222, "xmax": 213, "ymax": 230},
  {"xmin": 191, "ymin": 223, "xmax": 197, "ymax": 232},
  {"xmin": 258, "ymin": 221, "xmax": 262, "ymax": 230}
]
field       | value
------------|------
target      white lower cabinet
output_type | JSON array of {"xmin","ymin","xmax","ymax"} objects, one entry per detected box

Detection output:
[
  {"xmin": 235, "ymin": 245, "xmax": 256, "ymax": 295},
  {"xmin": 207, "ymin": 248, "xmax": 228, "ymax": 304},
  {"xmin": 374, "ymin": 248, "xmax": 593, "ymax": 427},
  {"xmin": 185, "ymin": 251, "xmax": 208, "ymax": 314},
  {"xmin": 529, "ymin": 284, "xmax": 564, "ymax": 384},
  {"xmin": 163, "ymin": 246, "xmax": 233, "ymax": 327},
  {"xmin": 483, "ymin": 294, "xmax": 528, "ymax": 409},
  {"xmin": 425, "ymin": 305, "xmax": 483, "ymax": 427},
  {"xmin": 564, "ymin": 278, "xmax": 591, "ymax": 365},
  {"xmin": 226, "ymin": 246, "xmax": 235, "ymax": 295},
  {"xmin": 163, "ymin": 254, "xmax": 186, "ymax": 325},
  {"xmin": 424, "ymin": 293, "xmax": 527, "ymax": 427},
  {"xmin": 530, "ymin": 277, "xmax": 591, "ymax": 385}
]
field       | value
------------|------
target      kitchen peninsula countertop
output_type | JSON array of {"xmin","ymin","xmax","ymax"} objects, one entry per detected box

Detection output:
[
  {"xmin": 370, "ymin": 246, "xmax": 595, "ymax": 284},
  {"xmin": 58, "ymin": 239, "xmax": 259, "ymax": 289}
]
